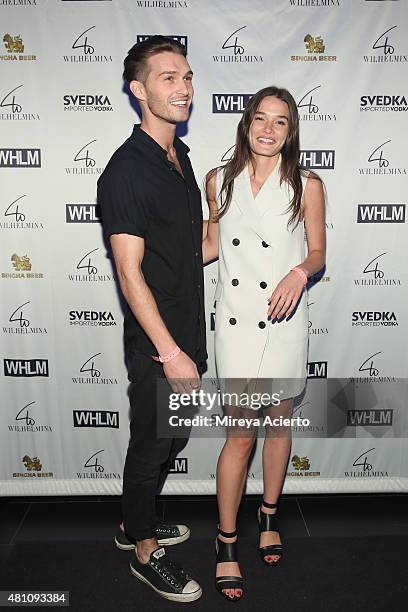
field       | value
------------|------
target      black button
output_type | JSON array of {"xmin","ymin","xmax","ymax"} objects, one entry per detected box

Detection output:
[
  {"xmin": 231, "ymin": 279, "xmax": 239, "ymax": 286},
  {"xmin": 229, "ymin": 318, "xmax": 237, "ymax": 325},
  {"xmin": 232, "ymin": 238, "xmax": 240, "ymax": 246},
  {"xmin": 258, "ymin": 321, "xmax": 266, "ymax": 329},
  {"xmin": 262, "ymin": 241, "xmax": 269, "ymax": 248},
  {"xmin": 260, "ymin": 281, "xmax": 267, "ymax": 289}
]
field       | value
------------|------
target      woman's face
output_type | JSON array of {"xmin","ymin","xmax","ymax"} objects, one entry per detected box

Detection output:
[{"xmin": 248, "ymin": 96, "xmax": 290, "ymax": 158}]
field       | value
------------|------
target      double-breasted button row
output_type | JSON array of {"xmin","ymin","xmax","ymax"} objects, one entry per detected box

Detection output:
[
  {"xmin": 228, "ymin": 318, "xmax": 267, "ymax": 328},
  {"xmin": 229, "ymin": 279, "xmax": 267, "ymax": 288}
]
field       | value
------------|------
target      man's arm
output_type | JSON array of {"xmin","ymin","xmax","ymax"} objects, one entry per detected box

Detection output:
[{"xmin": 110, "ymin": 233, "xmax": 199, "ymax": 392}]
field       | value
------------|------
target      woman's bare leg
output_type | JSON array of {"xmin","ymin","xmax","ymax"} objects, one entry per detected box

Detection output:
[{"xmin": 261, "ymin": 398, "xmax": 293, "ymax": 563}]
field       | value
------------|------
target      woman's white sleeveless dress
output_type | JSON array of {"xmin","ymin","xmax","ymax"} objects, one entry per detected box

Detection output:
[{"xmin": 214, "ymin": 156, "xmax": 309, "ymax": 404}]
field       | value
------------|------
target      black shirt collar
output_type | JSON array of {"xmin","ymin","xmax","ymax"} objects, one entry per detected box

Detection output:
[{"xmin": 130, "ymin": 124, "xmax": 190, "ymax": 162}]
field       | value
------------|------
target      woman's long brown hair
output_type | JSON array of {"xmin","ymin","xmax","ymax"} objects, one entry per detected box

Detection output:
[{"xmin": 213, "ymin": 86, "xmax": 315, "ymax": 228}]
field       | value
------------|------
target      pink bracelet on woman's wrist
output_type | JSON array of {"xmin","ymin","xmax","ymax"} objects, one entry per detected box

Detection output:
[{"xmin": 291, "ymin": 266, "xmax": 308, "ymax": 286}]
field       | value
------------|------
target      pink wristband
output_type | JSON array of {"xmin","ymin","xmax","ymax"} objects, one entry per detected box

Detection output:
[
  {"xmin": 291, "ymin": 267, "xmax": 308, "ymax": 285},
  {"xmin": 156, "ymin": 345, "xmax": 181, "ymax": 363}
]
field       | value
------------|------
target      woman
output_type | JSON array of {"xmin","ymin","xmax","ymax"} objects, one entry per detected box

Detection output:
[{"xmin": 202, "ymin": 86, "xmax": 326, "ymax": 601}]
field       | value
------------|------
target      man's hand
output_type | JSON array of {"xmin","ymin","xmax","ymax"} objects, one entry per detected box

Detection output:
[
  {"xmin": 163, "ymin": 351, "xmax": 200, "ymax": 394},
  {"xmin": 267, "ymin": 271, "xmax": 305, "ymax": 320}
]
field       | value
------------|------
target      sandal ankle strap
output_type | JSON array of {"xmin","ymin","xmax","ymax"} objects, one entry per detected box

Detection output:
[
  {"xmin": 262, "ymin": 499, "xmax": 278, "ymax": 510},
  {"xmin": 217, "ymin": 526, "xmax": 237, "ymax": 539}
]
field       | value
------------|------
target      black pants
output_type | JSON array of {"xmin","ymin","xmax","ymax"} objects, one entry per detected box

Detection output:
[{"xmin": 122, "ymin": 355, "xmax": 189, "ymax": 541}]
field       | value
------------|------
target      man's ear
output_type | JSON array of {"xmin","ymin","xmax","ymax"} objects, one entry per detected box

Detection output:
[{"xmin": 129, "ymin": 80, "xmax": 146, "ymax": 102}]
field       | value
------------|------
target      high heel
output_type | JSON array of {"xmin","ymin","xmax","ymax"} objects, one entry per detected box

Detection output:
[
  {"xmin": 258, "ymin": 499, "xmax": 283, "ymax": 566},
  {"xmin": 215, "ymin": 527, "xmax": 244, "ymax": 602}
]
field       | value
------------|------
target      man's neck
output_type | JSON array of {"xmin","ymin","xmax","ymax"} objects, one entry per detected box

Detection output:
[{"xmin": 140, "ymin": 117, "xmax": 177, "ymax": 155}]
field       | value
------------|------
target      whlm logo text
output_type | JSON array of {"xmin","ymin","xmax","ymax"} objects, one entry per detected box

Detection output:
[
  {"xmin": 2, "ymin": 254, "xmax": 43, "ymax": 279},
  {"xmin": 0, "ymin": 85, "xmax": 40, "ymax": 121},
  {"xmin": 0, "ymin": 148, "xmax": 40, "ymax": 168},
  {"xmin": 352, "ymin": 311, "xmax": 398, "ymax": 327},
  {"xmin": 291, "ymin": 34, "xmax": 336, "ymax": 62},
  {"xmin": 300, "ymin": 150, "xmax": 334, "ymax": 170},
  {"xmin": 345, "ymin": 448, "xmax": 388, "ymax": 478},
  {"xmin": 1, "ymin": 194, "xmax": 44, "ymax": 230},
  {"xmin": 137, "ymin": 35, "xmax": 188, "ymax": 52},
  {"xmin": 212, "ymin": 93, "xmax": 253, "ymax": 114},
  {"xmin": 69, "ymin": 310, "xmax": 116, "ymax": 327},
  {"xmin": 359, "ymin": 140, "xmax": 407, "ymax": 176},
  {"xmin": 287, "ymin": 454, "xmax": 320, "ymax": 477},
  {"xmin": 72, "ymin": 352, "xmax": 118, "ymax": 385},
  {"xmin": 64, "ymin": 94, "xmax": 113, "ymax": 113},
  {"xmin": 169, "ymin": 457, "xmax": 188, "ymax": 474},
  {"xmin": 77, "ymin": 450, "xmax": 120, "ymax": 479},
  {"xmin": 307, "ymin": 361, "xmax": 327, "ymax": 378},
  {"xmin": 357, "ymin": 204, "xmax": 405, "ymax": 224},
  {"xmin": 66, "ymin": 204, "xmax": 101, "ymax": 223},
  {"xmin": 1, "ymin": 33, "xmax": 36, "ymax": 61},
  {"xmin": 73, "ymin": 410, "xmax": 119, "ymax": 429},
  {"xmin": 3, "ymin": 300, "xmax": 47, "ymax": 335},
  {"xmin": 347, "ymin": 409, "xmax": 393, "ymax": 428},
  {"xmin": 69, "ymin": 248, "xmax": 115, "ymax": 283},
  {"xmin": 213, "ymin": 26, "xmax": 263, "ymax": 63},
  {"xmin": 350, "ymin": 351, "xmax": 396, "ymax": 384},
  {"xmin": 4, "ymin": 358, "xmax": 49, "ymax": 377},
  {"xmin": 297, "ymin": 85, "xmax": 336, "ymax": 122},
  {"xmin": 360, "ymin": 95, "xmax": 407, "ymax": 113},
  {"xmin": 64, "ymin": 26, "xmax": 112, "ymax": 63},
  {"xmin": 66, "ymin": 140, "xmax": 103, "ymax": 175},
  {"xmin": 292, "ymin": 401, "xmax": 324, "ymax": 434},
  {"xmin": 354, "ymin": 253, "xmax": 401, "ymax": 287},
  {"xmin": 288, "ymin": 0, "xmax": 340, "ymax": 6},
  {"xmin": 8, "ymin": 401, "xmax": 52, "ymax": 433},
  {"xmin": 364, "ymin": 26, "xmax": 407, "ymax": 63},
  {"xmin": 308, "ymin": 302, "xmax": 328, "ymax": 335},
  {"xmin": 13, "ymin": 455, "xmax": 53, "ymax": 479}
]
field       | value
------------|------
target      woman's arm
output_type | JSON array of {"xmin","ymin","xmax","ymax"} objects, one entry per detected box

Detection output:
[
  {"xmin": 267, "ymin": 174, "xmax": 326, "ymax": 319},
  {"xmin": 202, "ymin": 169, "xmax": 220, "ymax": 265}
]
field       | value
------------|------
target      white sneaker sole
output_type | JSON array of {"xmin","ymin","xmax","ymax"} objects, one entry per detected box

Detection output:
[
  {"xmin": 115, "ymin": 527, "xmax": 190, "ymax": 550},
  {"xmin": 129, "ymin": 563, "xmax": 202, "ymax": 602}
]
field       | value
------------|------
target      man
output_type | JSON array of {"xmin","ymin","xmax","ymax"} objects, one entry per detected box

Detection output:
[{"xmin": 97, "ymin": 36, "xmax": 207, "ymax": 603}]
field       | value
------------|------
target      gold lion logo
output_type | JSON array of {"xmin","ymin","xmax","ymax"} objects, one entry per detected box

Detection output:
[
  {"xmin": 304, "ymin": 34, "xmax": 325, "ymax": 54},
  {"xmin": 11, "ymin": 254, "xmax": 32, "ymax": 271},
  {"xmin": 22, "ymin": 455, "xmax": 42, "ymax": 471},
  {"xmin": 292, "ymin": 455, "xmax": 310, "ymax": 471},
  {"xmin": 3, "ymin": 33, "xmax": 24, "ymax": 54}
]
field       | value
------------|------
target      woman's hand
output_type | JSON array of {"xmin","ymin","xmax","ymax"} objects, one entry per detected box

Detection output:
[{"xmin": 267, "ymin": 270, "xmax": 305, "ymax": 320}]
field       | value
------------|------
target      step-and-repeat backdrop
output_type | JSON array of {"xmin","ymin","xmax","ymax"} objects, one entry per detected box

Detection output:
[{"xmin": 1, "ymin": 0, "xmax": 407, "ymax": 496}]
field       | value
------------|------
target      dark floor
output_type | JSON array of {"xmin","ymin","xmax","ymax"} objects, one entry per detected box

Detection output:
[{"xmin": 1, "ymin": 493, "xmax": 407, "ymax": 611}]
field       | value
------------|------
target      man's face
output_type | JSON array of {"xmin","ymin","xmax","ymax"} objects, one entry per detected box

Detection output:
[
  {"xmin": 248, "ymin": 96, "xmax": 290, "ymax": 157},
  {"xmin": 141, "ymin": 51, "xmax": 193, "ymax": 125}
]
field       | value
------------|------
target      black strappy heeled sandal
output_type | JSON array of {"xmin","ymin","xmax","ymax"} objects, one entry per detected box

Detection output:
[
  {"xmin": 215, "ymin": 527, "xmax": 244, "ymax": 602},
  {"xmin": 258, "ymin": 499, "xmax": 283, "ymax": 566}
]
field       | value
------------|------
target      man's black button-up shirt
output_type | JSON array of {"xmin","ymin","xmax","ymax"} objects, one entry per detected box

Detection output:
[{"xmin": 97, "ymin": 124, "xmax": 207, "ymax": 374}]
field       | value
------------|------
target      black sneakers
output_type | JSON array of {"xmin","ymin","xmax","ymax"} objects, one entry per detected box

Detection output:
[
  {"xmin": 130, "ymin": 547, "xmax": 202, "ymax": 602},
  {"xmin": 115, "ymin": 523, "xmax": 190, "ymax": 550}
]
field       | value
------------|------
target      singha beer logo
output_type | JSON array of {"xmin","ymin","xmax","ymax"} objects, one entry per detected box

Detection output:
[
  {"xmin": 1, "ymin": 34, "xmax": 36, "ymax": 61},
  {"xmin": 23, "ymin": 454, "xmax": 41, "ymax": 471},
  {"xmin": 291, "ymin": 34, "xmax": 336, "ymax": 62},
  {"xmin": 11, "ymin": 253, "xmax": 31, "ymax": 271},
  {"xmin": 292, "ymin": 455, "xmax": 310, "ymax": 470},
  {"xmin": 287, "ymin": 454, "xmax": 320, "ymax": 476},
  {"xmin": 13, "ymin": 454, "xmax": 53, "ymax": 478},
  {"xmin": 2, "ymin": 253, "xmax": 43, "ymax": 279}
]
